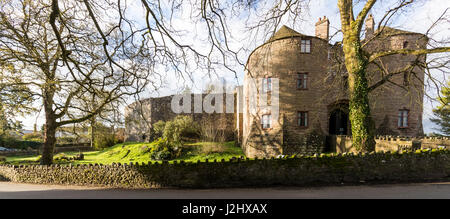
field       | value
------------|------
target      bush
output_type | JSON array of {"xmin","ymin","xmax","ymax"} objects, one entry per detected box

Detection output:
[
  {"xmin": 0, "ymin": 156, "xmax": 6, "ymax": 162},
  {"xmin": 53, "ymin": 153, "xmax": 84, "ymax": 162},
  {"xmin": 148, "ymin": 116, "xmax": 199, "ymax": 160},
  {"xmin": 0, "ymin": 139, "xmax": 42, "ymax": 150},
  {"xmin": 152, "ymin": 120, "xmax": 166, "ymax": 140},
  {"xmin": 74, "ymin": 153, "xmax": 84, "ymax": 161},
  {"xmin": 22, "ymin": 132, "xmax": 43, "ymax": 142},
  {"xmin": 199, "ymin": 119, "xmax": 226, "ymax": 142},
  {"xmin": 94, "ymin": 134, "xmax": 116, "ymax": 150},
  {"xmin": 56, "ymin": 136, "xmax": 78, "ymax": 144},
  {"xmin": 54, "ymin": 153, "xmax": 68, "ymax": 161},
  {"xmin": 0, "ymin": 135, "xmax": 18, "ymax": 148},
  {"xmin": 162, "ymin": 115, "xmax": 199, "ymax": 143},
  {"xmin": 149, "ymin": 138, "xmax": 182, "ymax": 160},
  {"xmin": 115, "ymin": 130, "xmax": 125, "ymax": 144}
]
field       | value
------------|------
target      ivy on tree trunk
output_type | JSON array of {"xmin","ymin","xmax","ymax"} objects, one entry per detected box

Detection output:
[{"xmin": 345, "ymin": 42, "xmax": 376, "ymax": 152}]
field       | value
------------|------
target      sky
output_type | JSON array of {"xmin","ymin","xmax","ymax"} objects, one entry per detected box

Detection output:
[{"xmin": 18, "ymin": 0, "xmax": 449, "ymax": 134}]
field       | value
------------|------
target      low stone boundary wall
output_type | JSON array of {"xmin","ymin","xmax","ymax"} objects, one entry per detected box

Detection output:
[
  {"xmin": 1, "ymin": 149, "xmax": 449, "ymax": 188},
  {"xmin": 334, "ymin": 136, "xmax": 450, "ymax": 153}
]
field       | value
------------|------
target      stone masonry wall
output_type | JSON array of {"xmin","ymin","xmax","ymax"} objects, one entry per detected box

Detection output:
[
  {"xmin": 334, "ymin": 136, "xmax": 450, "ymax": 153},
  {"xmin": 125, "ymin": 94, "xmax": 236, "ymax": 142},
  {"xmin": 1, "ymin": 149, "xmax": 449, "ymax": 188}
]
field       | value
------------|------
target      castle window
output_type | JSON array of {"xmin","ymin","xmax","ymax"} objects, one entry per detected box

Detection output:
[
  {"xmin": 297, "ymin": 73, "xmax": 308, "ymax": 89},
  {"xmin": 298, "ymin": 111, "xmax": 308, "ymax": 127},
  {"xmin": 403, "ymin": 41, "xmax": 408, "ymax": 49},
  {"xmin": 262, "ymin": 114, "xmax": 272, "ymax": 129},
  {"xmin": 398, "ymin": 109, "xmax": 409, "ymax": 128},
  {"xmin": 262, "ymin": 77, "xmax": 272, "ymax": 93},
  {"xmin": 301, "ymin": 39, "xmax": 311, "ymax": 53}
]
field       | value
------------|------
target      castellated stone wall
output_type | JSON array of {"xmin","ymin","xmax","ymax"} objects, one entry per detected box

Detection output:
[{"xmin": 124, "ymin": 94, "xmax": 236, "ymax": 142}]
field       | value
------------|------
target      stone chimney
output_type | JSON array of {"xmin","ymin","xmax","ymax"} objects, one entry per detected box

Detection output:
[
  {"xmin": 315, "ymin": 16, "xmax": 329, "ymax": 41},
  {"xmin": 365, "ymin": 14, "xmax": 374, "ymax": 38}
]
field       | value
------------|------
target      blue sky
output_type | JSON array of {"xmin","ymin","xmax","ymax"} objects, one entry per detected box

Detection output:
[{"xmin": 19, "ymin": 0, "xmax": 449, "ymax": 134}]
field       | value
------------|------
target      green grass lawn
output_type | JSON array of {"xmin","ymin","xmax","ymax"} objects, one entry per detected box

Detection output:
[{"xmin": 3, "ymin": 141, "xmax": 245, "ymax": 165}]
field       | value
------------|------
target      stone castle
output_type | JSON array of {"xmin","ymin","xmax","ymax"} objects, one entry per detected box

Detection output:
[{"xmin": 125, "ymin": 15, "xmax": 428, "ymax": 158}]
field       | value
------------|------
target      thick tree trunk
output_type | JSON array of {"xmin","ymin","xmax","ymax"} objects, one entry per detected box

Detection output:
[
  {"xmin": 40, "ymin": 110, "xmax": 57, "ymax": 165},
  {"xmin": 344, "ymin": 39, "xmax": 376, "ymax": 152},
  {"xmin": 40, "ymin": 85, "xmax": 57, "ymax": 165}
]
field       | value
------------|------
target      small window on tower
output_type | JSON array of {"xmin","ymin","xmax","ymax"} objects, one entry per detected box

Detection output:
[
  {"xmin": 398, "ymin": 109, "xmax": 409, "ymax": 128},
  {"xmin": 298, "ymin": 111, "xmax": 308, "ymax": 127},
  {"xmin": 262, "ymin": 77, "xmax": 272, "ymax": 93},
  {"xmin": 297, "ymin": 73, "xmax": 308, "ymax": 89},
  {"xmin": 262, "ymin": 114, "xmax": 272, "ymax": 129}
]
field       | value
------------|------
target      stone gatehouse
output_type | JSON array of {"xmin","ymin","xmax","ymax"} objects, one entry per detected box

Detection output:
[{"xmin": 125, "ymin": 15, "xmax": 427, "ymax": 158}]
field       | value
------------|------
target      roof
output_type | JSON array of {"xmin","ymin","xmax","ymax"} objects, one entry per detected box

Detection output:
[
  {"xmin": 266, "ymin": 25, "xmax": 306, "ymax": 43},
  {"xmin": 376, "ymin": 26, "xmax": 425, "ymax": 36},
  {"xmin": 246, "ymin": 25, "xmax": 324, "ymax": 67}
]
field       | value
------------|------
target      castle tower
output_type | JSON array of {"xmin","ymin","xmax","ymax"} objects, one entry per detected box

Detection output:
[
  {"xmin": 244, "ymin": 25, "xmax": 333, "ymax": 158},
  {"xmin": 365, "ymin": 26, "xmax": 428, "ymax": 136}
]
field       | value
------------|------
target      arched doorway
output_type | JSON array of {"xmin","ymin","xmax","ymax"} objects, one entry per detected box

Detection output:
[{"xmin": 329, "ymin": 109, "xmax": 349, "ymax": 135}]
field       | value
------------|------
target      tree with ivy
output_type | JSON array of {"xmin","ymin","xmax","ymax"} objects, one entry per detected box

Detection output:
[
  {"xmin": 431, "ymin": 82, "xmax": 450, "ymax": 136},
  {"xmin": 189, "ymin": 0, "xmax": 449, "ymax": 152},
  {"xmin": 2, "ymin": 0, "xmax": 449, "ymax": 163},
  {"xmin": 109, "ymin": 0, "xmax": 449, "ymax": 152}
]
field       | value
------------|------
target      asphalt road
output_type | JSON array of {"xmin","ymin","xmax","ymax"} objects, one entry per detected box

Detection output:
[{"xmin": 1, "ymin": 181, "xmax": 450, "ymax": 199}]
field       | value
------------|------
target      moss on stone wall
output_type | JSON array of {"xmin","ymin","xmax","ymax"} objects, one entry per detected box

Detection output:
[{"xmin": 1, "ymin": 149, "xmax": 449, "ymax": 188}]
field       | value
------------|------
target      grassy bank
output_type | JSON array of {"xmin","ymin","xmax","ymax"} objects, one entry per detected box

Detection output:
[{"xmin": 3, "ymin": 141, "xmax": 244, "ymax": 165}]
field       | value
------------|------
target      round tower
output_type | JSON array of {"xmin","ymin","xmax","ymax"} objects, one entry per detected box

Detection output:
[
  {"xmin": 366, "ymin": 27, "xmax": 429, "ymax": 136},
  {"xmin": 243, "ymin": 25, "xmax": 337, "ymax": 158}
]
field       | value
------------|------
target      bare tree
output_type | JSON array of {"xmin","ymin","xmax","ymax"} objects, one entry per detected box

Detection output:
[
  {"xmin": 2, "ymin": 0, "xmax": 448, "ymax": 164},
  {"xmin": 0, "ymin": 0, "xmax": 152, "ymax": 164}
]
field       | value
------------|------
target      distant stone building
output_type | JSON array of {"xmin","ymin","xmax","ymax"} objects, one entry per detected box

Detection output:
[
  {"xmin": 124, "ymin": 94, "xmax": 236, "ymax": 142},
  {"xmin": 125, "ymin": 15, "xmax": 427, "ymax": 158}
]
